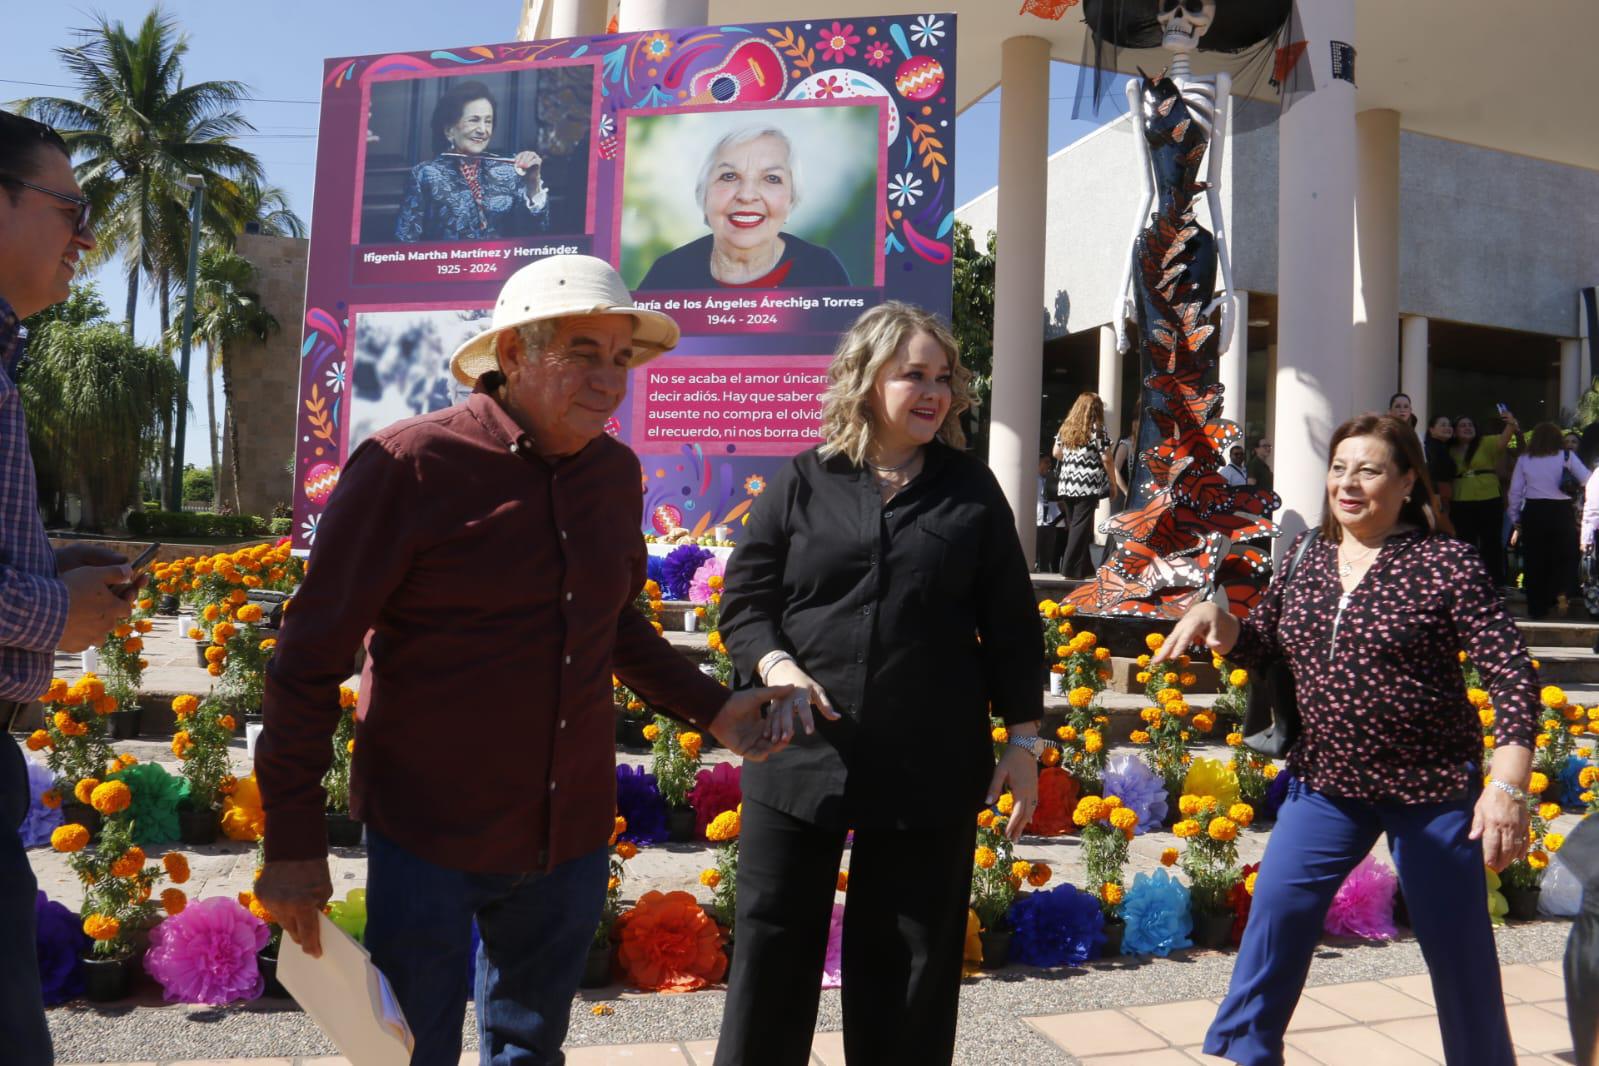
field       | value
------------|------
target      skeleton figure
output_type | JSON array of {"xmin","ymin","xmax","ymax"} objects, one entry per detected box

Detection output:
[{"xmin": 1112, "ymin": 0, "xmax": 1235, "ymax": 357}]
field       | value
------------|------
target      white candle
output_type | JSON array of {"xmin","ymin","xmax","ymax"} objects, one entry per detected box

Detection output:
[
  {"xmin": 684, "ymin": 611, "xmax": 698, "ymax": 632},
  {"xmin": 80, "ymin": 647, "xmax": 98, "ymax": 673},
  {"xmin": 1048, "ymin": 672, "xmax": 1063, "ymax": 696}
]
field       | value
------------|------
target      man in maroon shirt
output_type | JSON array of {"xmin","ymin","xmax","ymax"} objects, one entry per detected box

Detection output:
[{"xmin": 255, "ymin": 256, "xmax": 790, "ymax": 1064}]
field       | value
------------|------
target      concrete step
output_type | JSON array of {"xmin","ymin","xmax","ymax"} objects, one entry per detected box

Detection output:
[
  {"xmin": 1527, "ymin": 647, "xmax": 1599, "ymax": 685},
  {"xmin": 1521, "ymin": 620, "xmax": 1599, "ymax": 649}
]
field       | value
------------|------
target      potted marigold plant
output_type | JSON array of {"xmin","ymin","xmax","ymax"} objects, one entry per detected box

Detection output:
[
  {"xmin": 1227, "ymin": 734, "xmax": 1279, "ymax": 818},
  {"xmin": 1173, "ymin": 793, "xmax": 1253, "ymax": 949},
  {"xmin": 49, "ymin": 784, "xmax": 188, "ymax": 1001},
  {"xmin": 170, "ymin": 693, "xmax": 235, "ymax": 844},
  {"xmin": 1038, "ymin": 598, "xmax": 1075, "ymax": 694},
  {"xmin": 322, "ymin": 685, "xmax": 363, "ymax": 847},
  {"xmin": 613, "ymin": 677, "xmax": 652, "ymax": 749},
  {"xmin": 971, "ymin": 799, "xmax": 1022, "ymax": 968},
  {"xmin": 584, "ymin": 815, "xmax": 636, "ymax": 989},
  {"xmin": 1500, "ymin": 772, "xmax": 1561, "ymax": 919},
  {"xmin": 1073, "ymin": 794, "xmax": 1138, "ymax": 956},
  {"xmin": 649, "ymin": 716, "xmax": 703, "ymax": 841},
  {"xmin": 1211, "ymin": 658, "xmax": 1251, "ymax": 730},
  {"xmin": 1533, "ymin": 686, "xmax": 1581, "ymax": 806},
  {"xmin": 701, "ymin": 807, "xmax": 740, "ymax": 938},
  {"xmin": 98, "ymin": 607, "xmax": 154, "ymax": 740},
  {"xmin": 33, "ymin": 675, "xmax": 117, "ymax": 835}
]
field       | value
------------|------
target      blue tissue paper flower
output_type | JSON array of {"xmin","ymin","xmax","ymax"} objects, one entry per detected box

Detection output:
[
  {"xmin": 661, "ymin": 544, "xmax": 713, "ymax": 600},
  {"xmin": 21, "ymin": 758, "xmax": 62, "ymax": 848},
  {"xmin": 615, "ymin": 764, "xmax": 668, "ymax": 846},
  {"xmin": 1101, "ymin": 753, "xmax": 1167, "ymax": 834},
  {"xmin": 35, "ymin": 891, "xmax": 89, "ymax": 1005},
  {"xmin": 1121, "ymin": 869, "xmax": 1194, "ymax": 957},
  {"xmin": 1007, "ymin": 883, "xmax": 1105, "ymax": 967}
]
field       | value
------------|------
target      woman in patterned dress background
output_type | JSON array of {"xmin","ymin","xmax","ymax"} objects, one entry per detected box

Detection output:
[
  {"xmin": 1049, "ymin": 391, "xmax": 1117, "ymax": 578},
  {"xmin": 1155, "ymin": 413, "xmax": 1537, "ymax": 1066}
]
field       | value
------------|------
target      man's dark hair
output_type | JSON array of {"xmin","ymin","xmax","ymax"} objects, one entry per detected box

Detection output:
[{"xmin": 0, "ymin": 111, "xmax": 70, "ymax": 201}]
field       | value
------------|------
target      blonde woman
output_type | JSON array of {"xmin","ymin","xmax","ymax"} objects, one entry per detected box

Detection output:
[
  {"xmin": 1050, "ymin": 391, "xmax": 1116, "ymax": 577},
  {"xmin": 715, "ymin": 301, "xmax": 1042, "ymax": 1065}
]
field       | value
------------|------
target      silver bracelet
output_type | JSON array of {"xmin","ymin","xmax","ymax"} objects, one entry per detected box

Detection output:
[
  {"xmin": 756, "ymin": 651, "xmax": 794, "ymax": 684},
  {"xmin": 1489, "ymin": 779, "xmax": 1529, "ymax": 803}
]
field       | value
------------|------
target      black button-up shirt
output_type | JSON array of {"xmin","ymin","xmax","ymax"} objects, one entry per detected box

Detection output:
[{"xmin": 720, "ymin": 443, "xmax": 1041, "ymax": 829}]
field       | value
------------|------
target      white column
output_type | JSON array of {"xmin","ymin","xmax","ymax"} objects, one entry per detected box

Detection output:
[
  {"xmin": 1561, "ymin": 339, "xmax": 1583, "ymax": 418},
  {"xmin": 617, "ymin": 0, "xmax": 707, "ymax": 31},
  {"xmin": 1352, "ymin": 109, "xmax": 1400, "ymax": 416},
  {"xmin": 1096, "ymin": 324, "xmax": 1122, "ymax": 539},
  {"xmin": 1219, "ymin": 290, "xmax": 1248, "ymax": 427},
  {"xmin": 551, "ymin": 0, "xmax": 608, "ymax": 37},
  {"xmin": 1273, "ymin": 0, "xmax": 1357, "ymax": 552},
  {"xmin": 1401, "ymin": 316, "xmax": 1429, "ymax": 432},
  {"xmin": 1264, "ymin": 343, "xmax": 1278, "ymax": 449},
  {"xmin": 988, "ymin": 36, "xmax": 1052, "ymax": 566}
]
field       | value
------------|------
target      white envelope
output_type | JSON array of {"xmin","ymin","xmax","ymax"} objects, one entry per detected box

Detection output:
[{"xmin": 278, "ymin": 912, "xmax": 415, "ymax": 1065}]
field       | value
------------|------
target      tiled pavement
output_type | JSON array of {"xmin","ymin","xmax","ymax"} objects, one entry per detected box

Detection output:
[{"xmin": 61, "ymin": 960, "xmax": 1578, "ymax": 1065}]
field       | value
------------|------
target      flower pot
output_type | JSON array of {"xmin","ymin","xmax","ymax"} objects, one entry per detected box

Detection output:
[
  {"xmin": 1394, "ymin": 890, "xmax": 1411, "ymax": 928},
  {"xmin": 1503, "ymin": 885, "xmax": 1542, "ymax": 922},
  {"xmin": 194, "ymin": 641, "xmax": 212, "ymax": 668},
  {"xmin": 158, "ymin": 594, "xmax": 180, "ymax": 615},
  {"xmin": 257, "ymin": 951, "xmax": 288, "ymax": 999},
  {"xmin": 667, "ymin": 806, "xmax": 697, "ymax": 843},
  {"xmin": 579, "ymin": 941, "xmax": 612, "ymax": 989},
  {"xmin": 1543, "ymin": 779, "xmax": 1566, "ymax": 808},
  {"xmin": 1098, "ymin": 919, "xmax": 1125, "ymax": 958},
  {"xmin": 60, "ymin": 801, "xmax": 102, "ymax": 838},
  {"xmin": 108, "ymin": 705, "xmax": 142, "ymax": 740},
  {"xmin": 82, "ymin": 954, "xmax": 134, "ymax": 1002},
  {"xmin": 615, "ymin": 715, "xmax": 650, "ymax": 750},
  {"xmin": 1190, "ymin": 907, "xmax": 1234, "ymax": 950},
  {"xmin": 978, "ymin": 929, "xmax": 1011, "ymax": 970},
  {"xmin": 178, "ymin": 806, "xmax": 219, "ymax": 845},
  {"xmin": 325, "ymin": 811, "xmax": 364, "ymax": 848}
]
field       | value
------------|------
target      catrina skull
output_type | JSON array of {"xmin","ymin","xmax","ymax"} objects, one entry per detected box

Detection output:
[{"xmin": 1157, "ymin": 0, "xmax": 1216, "ymax": 51}]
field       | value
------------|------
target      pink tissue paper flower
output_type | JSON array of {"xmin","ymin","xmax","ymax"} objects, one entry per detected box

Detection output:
[
  {"xmin": 1323, "ymin": 854, "xmax": 1398, "ymax": 941},
  {"xmin": 688, "ymin": 761, "xmax": 742, "ymax": 840},
  {"xmin": 688, "ymin": 557, "xmax": 725, "ymax": 604},
  {"xmin": 821, "ymin": 903, "xmax": 844, "ymax": 988},
  {"xmin": 144, "ymin": 896, "xmax": 269, "ymax": 1004}
]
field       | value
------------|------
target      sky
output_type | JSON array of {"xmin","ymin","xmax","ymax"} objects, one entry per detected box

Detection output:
[{"xmin": 8, "ymin": 3, "xmax": 1123, "ymax": 469}]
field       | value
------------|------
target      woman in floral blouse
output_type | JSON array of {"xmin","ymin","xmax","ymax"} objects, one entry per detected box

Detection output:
[{"xmin": 1155, "ymin": 413, "xmax": 1536, "ymax": 1066}]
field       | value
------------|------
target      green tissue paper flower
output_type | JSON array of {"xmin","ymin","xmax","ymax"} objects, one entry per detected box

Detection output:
[{"xmin": 109, "ymin": 761, "xmax": 191, "ymax": 845}]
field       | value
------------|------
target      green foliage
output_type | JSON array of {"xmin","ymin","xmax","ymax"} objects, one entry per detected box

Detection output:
[
  {"xmin": 951, "ymin": 222, "xmax": 995, "ymax": 455},
  {"xmin": 322, "ymin": 705, "xmax": 356, "ymax": 815},
  {"xmin": 181, "ymin": 465, "xmax": 214, "ymax": 502},
  {"xmin": 269, "ymin": 517, "xmax": 292, "ymax": 535},
  {"xmin": 649, "ymin": 715, "xmax": 702, "ymax": 809},
  {"xmin": 125, "ymin": 509, "xmax": 267, "ymax": 538},
  {"xmin": 67, "ymin": 817, "xmax": 165, "ymax": 959},
  {"xmin": 19, "ymin": 319, "xmax": 178, "ymax": 530}
]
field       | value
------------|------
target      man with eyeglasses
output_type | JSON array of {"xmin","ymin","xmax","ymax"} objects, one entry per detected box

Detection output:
[{"xmin": 0, "ymin": 110, "xmax": 138, "ymax": 1063}]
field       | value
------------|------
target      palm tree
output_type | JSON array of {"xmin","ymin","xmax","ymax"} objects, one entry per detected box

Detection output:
[
  {"xmin": 17, "ymin": 7, "xmax": 263, "ymax": 336},
  {"xmin": 167, "ymin": 247, "xmax": 277, "ymax": 513}
]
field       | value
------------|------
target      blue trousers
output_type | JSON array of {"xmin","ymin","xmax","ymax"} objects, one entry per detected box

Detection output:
[
  {"xmin": 1204, "ymin": 777, "xmax": 1515, "ymax": 1066},
  {"xmin": 0, "ymin": 736, "xmax": 51, "ymax": 1065},
  {"xmin": 364, "ymin": 826, "xmax": 608, "ymax": 1066}
]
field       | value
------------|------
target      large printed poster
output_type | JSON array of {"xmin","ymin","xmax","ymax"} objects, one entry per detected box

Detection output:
[{"xmin": 293, "ymin": 14, "xmax": 956, "ymax": 550}]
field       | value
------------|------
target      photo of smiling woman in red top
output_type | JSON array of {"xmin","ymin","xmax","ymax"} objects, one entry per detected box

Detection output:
[{"xmin": 636, "ymin": 125, "xmax": 850, "ymax": 290}]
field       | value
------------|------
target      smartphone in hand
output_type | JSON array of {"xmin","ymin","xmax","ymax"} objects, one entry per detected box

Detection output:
[{"xmin": 113, "ymin": 542, "xmax": 162, "ymax": 596}]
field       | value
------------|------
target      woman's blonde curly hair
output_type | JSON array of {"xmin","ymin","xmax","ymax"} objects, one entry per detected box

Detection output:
[{"xmin": 817, "ymin": 301, "xmax": 976, "ymax": 466}]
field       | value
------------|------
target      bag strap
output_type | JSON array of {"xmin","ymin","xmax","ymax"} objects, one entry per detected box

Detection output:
[{"xmin": 1280, "ymin": 530, "xmax": 1321, "ymax": 585}]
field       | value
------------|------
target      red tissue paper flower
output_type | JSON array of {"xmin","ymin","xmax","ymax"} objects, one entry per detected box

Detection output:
[
  {"xmin": 688, "ymin": 762, "xmax": 741, "ymax": 841},
  {"xmin": 1027, "ymin": 766, "xmax": 1082, "ymax": 836},
  {"xmin": 615, "ymin": 890, "xmax": 728, "ymax": 992}
]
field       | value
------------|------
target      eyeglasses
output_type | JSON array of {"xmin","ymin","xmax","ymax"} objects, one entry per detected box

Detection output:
[{"xmin": 1, "ymin": 176, "xmax": 91, "ymax": 236}]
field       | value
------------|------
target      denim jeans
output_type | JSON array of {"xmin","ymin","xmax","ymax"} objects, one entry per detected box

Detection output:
[
  {"xmin": 364, "ymin": 825, "xmax": 608, "ymax": 1066},
  {"xmin": 1, "ymin": 735, "xmax": 52, "ymax": 1065}
]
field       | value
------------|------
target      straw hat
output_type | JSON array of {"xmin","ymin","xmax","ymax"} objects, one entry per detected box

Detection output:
[{"xmin": 448, "ymin": 255, "xmax": 680, "ymax": 386}]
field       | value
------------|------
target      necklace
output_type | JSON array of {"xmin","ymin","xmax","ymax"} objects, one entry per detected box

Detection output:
[
  {"xmin": 867, "ymin": 449, "xmax": 921, "ymax": 475},
  {"xmin": 1337, "ymin": 541, "xmax": 1383, "ymax": 578}
]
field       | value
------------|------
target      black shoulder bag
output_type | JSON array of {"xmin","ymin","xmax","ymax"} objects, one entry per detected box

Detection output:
[{"xmin": 1241, "ymin": 531, "xmax": 1321, "ymax": 758}]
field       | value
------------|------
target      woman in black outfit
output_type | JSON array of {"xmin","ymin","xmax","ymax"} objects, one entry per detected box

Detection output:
[
  {"xmin": 714, "ymin": 302, "xmax": 1042, "ymax": 1065},
  {"xmin": 1423, "ymin": 414, "xmax": 1457, "ymax": 532}
]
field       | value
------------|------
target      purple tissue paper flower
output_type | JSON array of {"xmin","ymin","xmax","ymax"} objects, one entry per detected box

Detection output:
[
  {"xmin": 615, "ymin": 764, "xmax": 668, "ymax": 846},
  {"xmin": 22, "ymin": 757, "xmax": 62, "ymax": 848},
  {"xmin": 35, "ymin": 891, "xmax": 89, "ymax": 1005},
  {"xmin": 144, "ymin": 896, "xmax": 269, "ymax": 1004},
  {"xmin": 1120, "ymin": 869, "xmax": 1193, "ymax": 957},
  {"xmin": 661, "ymin": 544, "xmax": 713, "ymax": 600},
  {"xmin": 1101, "ymin": 753, "xmax": 1167, "ymax": 834},
  {"xmin": 1264, "ymin": 767, "xmax": 1296, "ymax": 819},
  {"xmin": 1008, "ymin": 883, "xmax": 1106, "ymax": 967},
  {"xmin": 820, "ymin": 903, "xmax": 844, "ymax": 988}
]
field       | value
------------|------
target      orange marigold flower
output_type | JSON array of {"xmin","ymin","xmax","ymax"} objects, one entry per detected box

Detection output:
[
  {"xmin": 699, "ymin": 869, "xmax": 721, "ymax": 888},
  {"xmin": 83, "ymin": 914, "xmax": 121, "ymax": 941},
  {"xmin": 45, "ymin": 678, "xmax": 69, "ymax": 703},
  {"xmin": 229, "ymin": 589, "xmax": 249, "ymax": 606},
  {"xmin": 113, "ymin": 623, "xmax": 133, "ymax": 639},
  {"xmin": 202, "ymin": 604, "xmax": 220, "ymax": 621},
  {"xmin": 836, "ymin": 870, "xmax": 849, "ymax": 892},
  {"xmin": 163, "ymin": 852, "xmax": 191, "ymax": 884},
  {"xmin": 1100, "ymin": 881, "xmax": 1125, "ymax": 905},
  {"xmin": 74, "ymin": 778, "xmax": 100, "ymax": 804},
  {"xmin": 90, "ymin": 780, "xmax": 132, "ymax": 815},
  {"xmin": 1026, "ymin": 862, "xmax": 1052, "ymax": 887},
  {"xmin": 172, "ymin": 694, "xmax": 199, "ymax": 717},
  {"xmin": 616, "ymin": 841, "xmax": 639, "ymax": 861},
  {"xmin": 122, "ymin": 637, "xmax": 143, "ymax": 654},
  {"xmin": 41, "ymin": 788, "xmax": 61, "ymax": 809},
  {"xmin": 218, "ymin": 715, "xmax": 236, "ymax": 731},
  {"xmin": 1160, "ymin": 847, "xmax": 1180, "ymax": 866},
  {"xmin": 236, "ymin": 603, "xmax": 263, "ymax": 624},
  {"xmin": 706, "ymin": 810, "xmax": 741, "ymax": 842},
  {"xmin": 161, "ymin": 888, "xmax": 188, "ymax": 916},
  {"xmin": 52, "ymin": 824, "xmax": 90, "ymax": 852},
  {"xmin": 205, "ymin": 646, "xmax": 227, "ymax": 664},
  {"xmin": 1011, "ymin": 860, "xmax": 1033, "ymax": 881},
  {"xmin": 973, "ymin": 846, "xmax": 998, "ymax": 869},
  {"xmin": 25, "ymin": 729, "xmax": 51, "ymax": 751}
]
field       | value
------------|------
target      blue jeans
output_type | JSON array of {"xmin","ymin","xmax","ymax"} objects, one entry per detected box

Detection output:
[
  {"xmin": 1204, "ymin": 776, "xmax": 1514, "ymax": 1066},
  {"xmin": 364, "ymin": 826, "xmax": 608, "ymax": 1066},
  {"xmin": 1, "ymin": 736, "xmax": 51, "ymax": 1065}
]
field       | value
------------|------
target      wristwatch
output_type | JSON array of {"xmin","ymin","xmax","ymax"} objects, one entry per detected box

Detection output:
[{"xmin": 1007, "ymin": 735, "xmax": 1045, "ymax": 760}]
